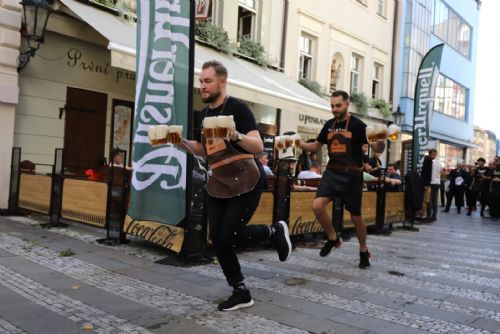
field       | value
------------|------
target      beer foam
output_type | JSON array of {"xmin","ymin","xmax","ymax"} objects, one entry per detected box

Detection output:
[
  {"xmin": 217, "ymin": 115, "xmax": 234, "ymax": 128},
  {"xmin": 203, "ymin": 116, "xmax": 217, "ymax": 128},
  {"xmin": 170, "ymin": 125, "xmax": 183, "ymax": 134},
  {"xmin": 156, "ymin": 125, "xmax": 169, "ymax": 139},
  {"xmin": 148, "ymin": 126, "xmax": 156, "ymax": 141}
]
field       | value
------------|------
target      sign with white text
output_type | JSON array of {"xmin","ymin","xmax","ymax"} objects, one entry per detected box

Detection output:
[
  {"xmin": 127, "ymin": 0, "xmax": 192, "ymax": 251},
  {"xmin": 412, "ymin": 44, "xmax": 444, "ymax": 171}
]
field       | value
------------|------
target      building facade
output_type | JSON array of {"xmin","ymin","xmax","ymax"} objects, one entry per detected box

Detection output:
[
  {"xmin": 470, "ymin": 126, "xmax": 497, "ymax": 165},
  {"xmin": 393, "ymin": 0, "xmax": 480, "ymax": 169},
  {"xmin": 0, "ymin": 0, "xmax": 21, "ymax": 208}
]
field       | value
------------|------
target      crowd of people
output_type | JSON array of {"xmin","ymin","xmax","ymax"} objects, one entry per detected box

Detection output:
[{"xmin": 440, "ymin": 156, "xmax": 500, "ymax": 218}]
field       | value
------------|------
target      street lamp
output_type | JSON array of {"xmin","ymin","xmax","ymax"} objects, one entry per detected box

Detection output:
[
  {"xmin": 392, "ymin": 105, "xmax": 404, "ymax": 127},
  {"xmin": 17, "ymin": 0, "xmax": 53, "ymax": 72}
]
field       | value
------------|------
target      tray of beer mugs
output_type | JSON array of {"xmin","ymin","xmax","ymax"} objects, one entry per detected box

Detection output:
[
  {"xmin": 202, "ymin": 115, "xmax": 235, "ymax": 140},
  {"xmin": 274, "ymin": 133, "xmax": 301, "ymax": 150},
  {"xmin": 148, "ymin": 124, "xmax": 183, "ymax": 146}
]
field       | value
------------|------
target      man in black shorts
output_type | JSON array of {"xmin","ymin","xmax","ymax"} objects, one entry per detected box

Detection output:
[{"xmin": 300, "ymin": 90, "xmax": 372, "ymax": 268}]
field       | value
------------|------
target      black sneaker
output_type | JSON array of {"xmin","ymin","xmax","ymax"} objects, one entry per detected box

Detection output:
[
  {"xmin": 359, "ymin": 250, "xmax": 371, "ymax": 269},
  {"xmin": 218, "ymin": 288, "xmax": 254, "ymax": 311},
  {"xmin": 272, "ymin": 221, "xmax": 292, "ymax": 261},
  {"xmin": 319, "ymin": 237, "xmax": 341, "ymax": 257}
]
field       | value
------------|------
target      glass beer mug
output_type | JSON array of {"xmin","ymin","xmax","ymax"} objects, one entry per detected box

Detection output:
[{"xmin": 387, "ymin": 124, "xmax": 401, "ymax": 141}]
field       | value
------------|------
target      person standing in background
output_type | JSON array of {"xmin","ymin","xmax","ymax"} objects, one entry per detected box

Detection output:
[{"xmin": 428, "ymin": 153, "xmax": 443, "ymax": 221}]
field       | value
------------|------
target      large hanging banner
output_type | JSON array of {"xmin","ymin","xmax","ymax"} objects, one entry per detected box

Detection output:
[
  {"xmin": 126, "ymin": 0, "xmax": 192, "ymax": 253},
  {"xmin": 412, "ymin": 43, "xmax": 444, "ymax": 170}
]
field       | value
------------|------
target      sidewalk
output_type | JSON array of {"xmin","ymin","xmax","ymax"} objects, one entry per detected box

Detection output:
[{"xmin": 0, "ymin": 211, "xmax": 499, "ymax": 334}]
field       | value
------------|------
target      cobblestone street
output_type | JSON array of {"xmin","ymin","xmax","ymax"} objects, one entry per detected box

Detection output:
[{"xmin": 0, "ymin": 212, "xmax": 499, "ymax": 334}]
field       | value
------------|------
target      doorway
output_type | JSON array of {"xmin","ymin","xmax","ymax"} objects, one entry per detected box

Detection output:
[{"xmin": 64, "ymin": 87, "xmax": 107, "ymax": 172}]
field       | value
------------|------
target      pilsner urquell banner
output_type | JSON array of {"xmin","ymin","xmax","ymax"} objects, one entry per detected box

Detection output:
[
  {"xmin": 125, "ymin": 0, "xmax": 191, "ymax": 252},
  {"xmin": 412, "ymin": 43, "xmax": 444, "ymax": 170}
]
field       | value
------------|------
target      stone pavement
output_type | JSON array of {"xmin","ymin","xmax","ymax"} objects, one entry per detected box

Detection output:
[{"xmin": 0, "ymin": 210, "xmax": 499, "ymax": 334}]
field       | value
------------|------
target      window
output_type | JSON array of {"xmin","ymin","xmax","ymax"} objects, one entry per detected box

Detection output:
[
  {"xmin": 299, "ymin": 34, "xmax": 314, "ymax": 80},
  {"xmin": 238, "ymin": 0, "xmax": 256, "ymax": 40},
  {"xmin": 350, "ymin": 54, "xmax": 362, "ymax": 94},
  {"xmin": 377, "ymin": 0, "xmax": 386, "ymax": 17},
  {"xmin": 402, "ymin": 0, "xmax": 432, "ymax": 98},
  {"xmin": 439, "ymin": 142, "xmax": 465, "ymax": 168},
  {"xmin": 434, "ymin": 75, "xmax": 467, "ymax": 121},
  {"xmin": 372, "ymin": 63, "xmax": 383, "ymax": 99},
  {"xmin": 432, "ymin": 0, "xmax": 472, "ymax": 58}
]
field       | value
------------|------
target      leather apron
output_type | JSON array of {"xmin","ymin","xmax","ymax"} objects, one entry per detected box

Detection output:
[{"xmin": 203, "ymin": 134, "xmax": 260, "ymax": 198}]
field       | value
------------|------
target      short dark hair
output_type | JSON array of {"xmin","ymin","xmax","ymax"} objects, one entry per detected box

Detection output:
[
  {"xmin": 310, "ymin": 162, "xmax": 321, "ymax": 170},
  {"xmin": 387, "ymin": 163, "xmax": 397, "ymax": 169},
  {"xmin": 202, "ymin": 60, "xmax": 228, "ymax": 79},
  {"xmin": 111, "ymin": 148, "xmax": 121, "ymax": 159},
  {"xmin": 331, "ymin": 90, "xmax": 349, "ymax": 101},
  {"xmin": 477, "ymin": 157, "xmax": 486, "ymax": 163},
  {"xmin": 428, "ymin": 149, "xmax": 437, "ymax": 155}
]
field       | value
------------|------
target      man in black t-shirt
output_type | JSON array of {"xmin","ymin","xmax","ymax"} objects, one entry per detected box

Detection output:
[
  {"xmin": 300, "ymin": 90, "xmax": 372, "ymax": 269},
  {"xmin": 179, "ymin": 60, "xmax": 291, "ymax": 311}
]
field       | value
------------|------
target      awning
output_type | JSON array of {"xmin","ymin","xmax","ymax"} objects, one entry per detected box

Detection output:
[
  {"xmin": 59, "ymin": 0, "xmax": 136, "ymax": 71},
  {"xmin": 59, "ymin": 0, "xmax": 330, "ymax": 115},
  {"xmin": 194, "ymin": 44, "xmax": 330, "ymax": 114}
]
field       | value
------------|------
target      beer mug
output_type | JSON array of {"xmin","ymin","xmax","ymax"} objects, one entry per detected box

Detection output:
[
  {"xmin": 274, "ymin": 136, "xmax": 286, "ymax": 150},
  {"xmin": 292, "ymin": 133, "xmax": 301, "ymax": 148},
  {"xmin": 388, "ymin": 124, "xmax": 401, "ymax": 141},
  {"xmin": 148, "ymin": 126, "xmax": 158, "ymax": 145},
  {"xmin": 203, "ymin": 116, "xmax": 218, "ymax": 139},
  {"xmin": 217, "ymin": 115, "xmax": 235, "ymax": 139},
  {"xmin": 156, "ymin": 125, "xmax": 169, "ymax": 144},
  {"xmin": 366, "ymin": 125, "xmax": 377, "ymax": 143},
  {"xmin": 375, "ymin": 124, "xmax": 388, "ymax": 141},
  {"xmin": 167, "ymin": 125, "xmax": 183, "ymax": 144},
  {"xmin": 284, "ymin": 135, "xmax": 294, "ymax": 149}
]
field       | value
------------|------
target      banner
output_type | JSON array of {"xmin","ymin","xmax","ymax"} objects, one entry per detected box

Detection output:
[
  {"xmin": 127, "ymin": 0, "xmax": 192, "ymax": 251},
  {"xmin": 412, "ymin": 43, "xmax": 444, "ymax": 170}
]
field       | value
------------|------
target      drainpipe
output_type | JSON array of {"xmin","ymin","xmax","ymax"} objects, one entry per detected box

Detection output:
[
  {"xmin": 389, "ymin": 0, "xmax": 399, "ymax": 108},
  {"xmin": 279, "ymin": 0, "xmax": 289, "ymax": 71}
]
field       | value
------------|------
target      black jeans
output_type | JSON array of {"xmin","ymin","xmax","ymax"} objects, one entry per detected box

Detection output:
[
  {"xmin": 440, "ymin": 181, "xmax": 445, "ymax": 206},
  {"xmin": 207, "ymin": 183, "xmax": 270, "ymax": 286}
]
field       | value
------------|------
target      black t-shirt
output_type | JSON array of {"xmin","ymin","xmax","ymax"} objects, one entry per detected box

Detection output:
[
  {"xmin": 196, "ymin": 96, "xmax": 258, "ymax": 154},
  {"xmin": 316, "ymin": 114, "xmax": 368, "ymax": 167}
]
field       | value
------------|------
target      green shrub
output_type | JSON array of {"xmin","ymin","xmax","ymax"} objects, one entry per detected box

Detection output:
[
  {"xmin": 195, "ymin": 21, "xmax": 233, "ymax": 54},
  {"xmin": 237, "ymin": 37, "xmax": 269, "ymax": 66},
  {"xmin": 370, "ymin": 98, "xmax": 392, "ymax": 117},
  {"xmin": 299, "ymin": 78, "xmax": 325, "ymax": 97},
  {"xmin": 350, "ymin": 92, "xmax": 369, "ymax": 116},
  {"xmin": 59, "ymin": 248, "xmax": 76, "ymax": 257}
]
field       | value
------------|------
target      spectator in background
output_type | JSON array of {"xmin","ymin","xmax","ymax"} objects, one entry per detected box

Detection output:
[
  {"xmin": 297, "ymin": 139, "xmax": 316, "ymax": 173},
  {"xmin": 419, "ymin": 149, "xmax": 437, "ymax": 221},
  {"xmin": 443, "ymin": 163, "xmax": 468, "ymax": 214},
  {"xmin": 428, "ymin": 153, "xmax": 443, "ymax": 221},
  {"xmin": 297, "ymin": 162, "xmax": 322, "ymax": 180},
  {"xmin": 467, "ymin": 158, "xmax": 487, "ymax": 216},
  {"xmin": 258, "ymin": 153, "xmax": 274, "ymax": 176},
  {"xmin": 384, "ymin": 163, "xmax": 402, "ymax": 192},
  {"xmin": 110, "ymin": 148, "xmax": 125, "ymax": 167},
  {"xmin": 362, "ymin": 143, "xmax": 371, "ymax": 172}
]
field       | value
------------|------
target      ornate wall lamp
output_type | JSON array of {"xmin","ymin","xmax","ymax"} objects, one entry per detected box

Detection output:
[{"xmin": 17, "ymin": 0, "xmax": 53, "ymax": 72}]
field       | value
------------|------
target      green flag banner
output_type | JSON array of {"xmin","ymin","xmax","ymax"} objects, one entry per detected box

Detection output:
[
  {"xmin": 126, "ymin": 0, "xmax": 191, "ymax": 252},
  {"xmin": 412, "ymin": 43, "xmax": 444, "ymax": 170}
]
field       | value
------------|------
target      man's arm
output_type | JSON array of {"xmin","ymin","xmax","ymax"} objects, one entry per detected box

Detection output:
[
  {"xmin": 178, "ymin": 140, "xmax": 205, "ymax": 157},
  {"xmin": 300, "ymin": 140, "xmax": 323, "ymax": 152}
]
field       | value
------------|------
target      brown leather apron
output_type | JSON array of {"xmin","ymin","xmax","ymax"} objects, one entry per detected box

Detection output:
[{"xmin": 203, "ymin": 133, "xmax": 260, "ymax": 199}]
